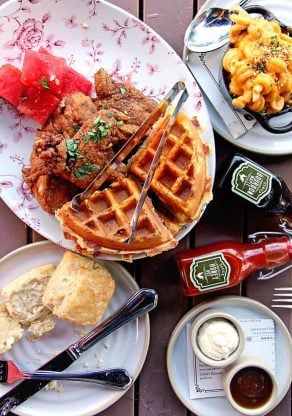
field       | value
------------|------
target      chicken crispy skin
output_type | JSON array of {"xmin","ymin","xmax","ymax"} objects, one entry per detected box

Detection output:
[
  {"xmin": 33, "ymin": 112, "xmax": 133, "ymax": 188},
  {"xmin": 94, "ymin": 68, "xmax": 156, "ymax": 127},
  {"xmin": 22, "ymin": 132, "xmax": 79, "ymax": 214},
  {"xmin": 23, "ymin": 70, "xmax": 157, "ymax": 213},
  {"xmin": 42, "ymin": 92, "xmax": 97, "ymax": 137},
  {"xmin": 31, "ymin": 174, "xmax": 79, "ymax": 214}
]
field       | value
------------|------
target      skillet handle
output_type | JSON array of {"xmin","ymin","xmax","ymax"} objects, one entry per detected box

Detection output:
[
  {"xmin": 251, "ymin": 108, "xmax": 292, "ymax": 134},
  {"xmin": 243, "ymin": 5, "xmax": 292, "ymax": 35}
]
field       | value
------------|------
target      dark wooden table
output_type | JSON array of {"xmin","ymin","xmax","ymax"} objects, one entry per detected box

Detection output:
[{"xmin": 0, "ymin": 1, "xmax": 291, "ymax": 415}]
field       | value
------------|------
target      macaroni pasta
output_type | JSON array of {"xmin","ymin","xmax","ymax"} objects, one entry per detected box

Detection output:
[{"xmin": 223, "ymin": 6, "xmax": 292, "ymax": 113}]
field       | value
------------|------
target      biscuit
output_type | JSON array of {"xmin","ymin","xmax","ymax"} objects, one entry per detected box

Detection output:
[
  {"xmin": 42, "ymin": 251, "xmax": 115, "ymax": 325},
  {"xmin": 0, "ymin": 303, "xmax": 24, "ymax": 353},
  {"xmin": 1, "ymin": 264, "xmax": 56, "ymax": 325}
]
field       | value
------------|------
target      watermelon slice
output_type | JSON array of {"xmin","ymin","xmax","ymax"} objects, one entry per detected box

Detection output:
[
  {"xmin": 21, "ymin": 50, "xmax": 66, "ymax": 96},
  {"xmin": 17, "ymin": 86, "xmax": 59, "ymax": 126},
  {"xmin": 38, "ymin": 47, "xmax": 50, "ymax": 55},
  {"xmin": 38, "ymin": 47, "xmax": 92, "ymax": 96},
  {"xmin": 0, "ymin": 64, "xmax": 27, "ymax": 107},
  {"xmin": 61, "ymin": 66, "xmax": 92, "ymax": 96}
]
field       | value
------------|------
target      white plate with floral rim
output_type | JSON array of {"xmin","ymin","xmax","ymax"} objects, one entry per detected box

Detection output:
[
  {"xmin": 0, "ymin": 0, "xmax": 215, "ymax": 260},
  {"xmin": 0, "ymin": 240, "xmax": 150, "ymax": 416}
]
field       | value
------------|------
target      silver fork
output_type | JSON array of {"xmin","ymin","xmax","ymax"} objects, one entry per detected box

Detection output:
[
  {"xmin": 0, "ymin": 360, "xmax": 132, "ymax": 389},
  {"xmin": 271, "ymin": 288, "xmax": 292, "ymax": 309}
]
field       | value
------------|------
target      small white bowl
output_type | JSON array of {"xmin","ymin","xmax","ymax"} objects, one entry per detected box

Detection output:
[
  {"xmin": 191, "ymin": 309, "xmax": 245, "ymax": 367},
  {"xmin": 223, "ymin": 356, "xmax": 278, "ymax": 416}
]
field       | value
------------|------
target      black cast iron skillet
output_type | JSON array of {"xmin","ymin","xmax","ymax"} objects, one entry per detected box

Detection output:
[{"xmin": 219, "ymin": 5, "xmax": 292, "ymax": 134}]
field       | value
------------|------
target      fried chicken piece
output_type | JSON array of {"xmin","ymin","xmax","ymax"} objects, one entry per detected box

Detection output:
[
  {"xmin": 28, "ymin": 174, "xmax": 79, "ymax": 214},
  {"xmin": 23, "ymin": 135, "xmax": 80, "ymax": 214},
  {"xmin": 94, "ymin": 68, "xmax": 156, "ymax": 127},
  {"xmin": 33, "ymin": 113, "xmax": 131, "ymax": 188},
  {"xmin": 42, "ymin": 92, "xmax": 97, "ymax": 137},
  {"xmin": 23, "ymin": 72, "xmax": 157, "ymax": 214}
]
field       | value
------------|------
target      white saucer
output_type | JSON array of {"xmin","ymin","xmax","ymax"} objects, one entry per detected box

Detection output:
[{"xmin": 167, "ymin": 296, "xmax": 292, "ymax": 416}]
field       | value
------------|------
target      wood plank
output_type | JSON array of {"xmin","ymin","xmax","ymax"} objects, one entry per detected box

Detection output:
[
  {"xmin": 144, "ymin": 0, "xmax": 194, "ymax": 56},
  {"xmin": 32, "ymin": 231, "xmax": 46, "ymax": 242},
  {"xmin": 107, "ymin": 0, "xmax": 139, "ymax": 17},
  {"xmin": 98, "ymin": 388, "xmax": 135, "ymax": 416},
  {"xmin": 197, "ymin": 0, "xmax": 206, "ymax": 11},
  {"xmin": 0, "ymin": 200, "xmax": 27, "ymax": 257},
  {"xmin": 0, "ymin": 201, "xmax": 26, "ymax": 416},
  {"xmin": 192, "ymin": 136, "xmax": 244, "ymax": 310},
  {"xmin": 244, "ymin": 154, "xmax": 292, "ymax": 416},
  {"xmin": 189, "ymin": 137, "xmax": 243, "ymax": 416},
  {"xmin": 138, "ymin": 239, "xmax": 190, "ymax": 416}
]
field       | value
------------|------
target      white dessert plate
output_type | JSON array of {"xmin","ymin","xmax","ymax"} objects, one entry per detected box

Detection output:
[
  {"xmin": 167, "ymin": 296, "xmax": 292, "ymax": 416},
  {"xmin": 0, "ymin": 240, "xmax": 150, "ymax": 416},
  {"xmin": 0, "ymin": 0, "xmax": 215, "ymax": 260},
  {"xmin": 187, "ymin": 0, "xmax": 292, "ymax": 156}
]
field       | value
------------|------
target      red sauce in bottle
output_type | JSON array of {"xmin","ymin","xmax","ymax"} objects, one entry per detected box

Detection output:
[{"xmin": 176, "ymin": 236, "xmax": 292, "ymax": 296}]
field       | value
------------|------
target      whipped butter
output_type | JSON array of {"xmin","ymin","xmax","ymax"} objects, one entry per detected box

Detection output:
[{"xmin": 196, "ymin": 318, "xmax": 239, "ymax": 361}]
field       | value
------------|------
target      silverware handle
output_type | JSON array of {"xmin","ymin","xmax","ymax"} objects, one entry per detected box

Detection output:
[
  {"xmin": 69, "ymin": 288, "xmax": 157, "ymax": 357},
  {"xmin": 25, "ymin": 368, "xmax": 132, "ymax": 390}
]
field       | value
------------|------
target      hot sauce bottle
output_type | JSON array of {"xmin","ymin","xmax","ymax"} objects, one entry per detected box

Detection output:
[
  {"xmin": 176, "ymin": 236, "xmax": 292, "ymax": 296},
  {"xmin": 217, "ymin": 154, "xmax": 292, "ymax": 215}
]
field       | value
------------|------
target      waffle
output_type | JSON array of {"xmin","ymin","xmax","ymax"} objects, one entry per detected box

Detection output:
[
  {"xmin": 56, "ymin": 176, "xmax": 177, "ymax": 258},
  {"xmin": 129, "ymin": 111, "xmax": 212, "ymax": 224}
]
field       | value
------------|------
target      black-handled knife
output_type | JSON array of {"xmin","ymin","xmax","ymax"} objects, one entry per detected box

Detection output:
[{"xmin": 0, "ymin": 288, "xmax": 158, "ymax": 415}]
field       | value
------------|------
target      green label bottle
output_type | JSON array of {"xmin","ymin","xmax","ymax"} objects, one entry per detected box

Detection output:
[
  {"xmin": 190, "ymin": 253, "xmax": 231, "ymax": 291},
  {"xmin": 217, "ymin": 154, "xmax": 292, "ymax": 215}
]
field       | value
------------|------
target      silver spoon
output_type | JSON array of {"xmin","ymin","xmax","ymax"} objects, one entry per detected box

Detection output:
[{"xmin": 184, "ymin": 0, "xmax": 250, "ymax": 53}]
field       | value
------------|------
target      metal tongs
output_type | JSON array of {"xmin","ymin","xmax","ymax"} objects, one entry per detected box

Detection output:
[
  {"xmin": 126, "ymin": 85, "xmax": 188, "ymax": 243},
  {"xmin": 71, "ymin": 81, "xmax": 188, "ymax": 241},
  {"xmin": 248, "ymin": 221, "xmax": 292, "ymax": 280}
]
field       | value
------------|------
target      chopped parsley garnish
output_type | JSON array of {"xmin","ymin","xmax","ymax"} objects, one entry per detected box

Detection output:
[
  {"xmin": 119, "ymin": 87, "xmax": 126, "ymax": 95},
  {"xmin": 107, "ymin": 112, "xmax": 114, "ymax": 117},
  {"xmin": 270, "ymin": 35, "xmax": 280, "ymax": 48},
  {"xmin": 84, "ymin": 116, "xmax": 110, "ymax": 144},
  {"xmin": 74, "ymin": 163, "xmax": 97, "ymax": 179},
  {"xmin": 116, "ymin": 120, "xmax": 124, "ymax": 126},
  {"xmin": 40, "ymin": 76, "xmax": 50, "ymax": 90},
  {"xmin": 253, "ymin": 62, "xmax": 265, "ymax": 73},
  {"xmin": 66, "ymin": 139, "xmax": 84, "ymax": 164}
]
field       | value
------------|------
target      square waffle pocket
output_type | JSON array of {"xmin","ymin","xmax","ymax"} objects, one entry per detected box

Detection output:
[
  {"xmin": 57, "ymin": 111, "xmax": 212, "ymax": 259},
  {"xmin": 56, "ymin": 176, "xmax": 177, "ymax": 258},
  {"xmin": 129, "ymin": 112, "xmax": 212, "ymax": 225}
]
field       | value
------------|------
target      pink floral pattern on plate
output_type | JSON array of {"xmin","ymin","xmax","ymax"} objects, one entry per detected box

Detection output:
[{"xmin": 0, "ymin": 0, "xmax": 215, "ymax": 260}]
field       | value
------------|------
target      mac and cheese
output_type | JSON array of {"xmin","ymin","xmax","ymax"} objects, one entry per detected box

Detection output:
[{"xmin": 223, "ymin": 6, "xmax": 291, "ymax": 113}]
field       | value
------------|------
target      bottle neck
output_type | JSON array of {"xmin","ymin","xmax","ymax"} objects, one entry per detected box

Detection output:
[{"xmin": 243, "ymin": 236, "xmax": 291, "ymax": 271}]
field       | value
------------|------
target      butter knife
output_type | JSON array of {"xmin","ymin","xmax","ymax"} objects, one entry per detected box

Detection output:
[{"xmin": 0, "ymin": 288, "xmax": 158, "ymax": 415}]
